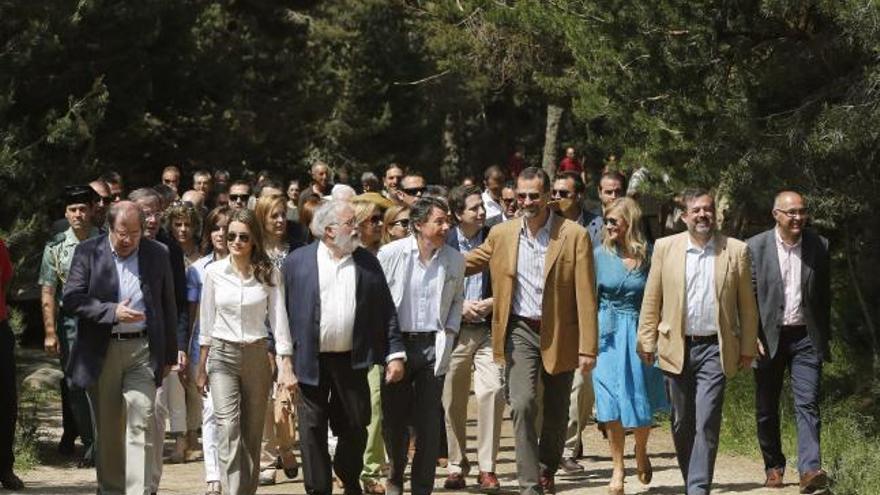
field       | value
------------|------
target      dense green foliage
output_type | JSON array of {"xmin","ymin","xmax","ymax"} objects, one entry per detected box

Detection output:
[{"xmin": 2, "ymin": 0, "xmax": 879, "ymax": 486}]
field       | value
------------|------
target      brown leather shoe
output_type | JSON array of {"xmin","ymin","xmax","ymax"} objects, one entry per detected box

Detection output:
[
  {"xmin": 800, "ymin": 469, "xmax": 829, "ymax": 494},
  {"xmin": 539, "ymin": 470, "xmax": 556, "ymax": 494},
  {"xmin": 363, "ymin": 477, "xmax": 386, "ymax": 495},
  {"xmin": 765, "ymin": 467, "xmax": 785, "ymax": 488},
  {"xmin": 477, "ymin": 471, "xmax": 501, "ymax": 492},
  {"xmin": 444, "ymin": 472, "xmax": 466, "ymax": 490}
]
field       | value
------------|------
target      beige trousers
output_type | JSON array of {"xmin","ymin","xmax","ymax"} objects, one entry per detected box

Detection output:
[
  {"xmin": 562, "ymin": 367, "xmax": 595, "ymax": 458},
  {"xmin": 208, "ymin": 339, "xmax": 272, "ymax": 495},
  {"xmin": 442, "ymin": 323, "xmax": 505, "ymax": 474},
  {"xmin": 87, "ymin": 338, "xmax": 156, "ymax": 495}
]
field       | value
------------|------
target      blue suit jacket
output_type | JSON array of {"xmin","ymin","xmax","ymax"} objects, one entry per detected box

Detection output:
[
  {"xmin": 62, "ymin": 235, "xmax": 178, "ymax": 388},
  {"xmin": 282, "ymin": 242, "xmax": 404, "ymax": 387}
]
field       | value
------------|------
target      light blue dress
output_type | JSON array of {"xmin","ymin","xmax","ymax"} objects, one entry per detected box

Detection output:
[{"xmin": 592, "ymin": 246, "xmax": 669, "ymax": 427}]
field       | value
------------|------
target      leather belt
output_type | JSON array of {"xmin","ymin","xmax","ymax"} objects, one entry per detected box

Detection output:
[
  {"xmin": 110, "ymin": 329, "xmax": 148, "ymax": 340},
  {"xmin": 512, "ymin": 315, "xmax": 542, "ymax": 332},
  {"xmin": 401, "ymin": 331, "xmax": 436, "ymax": 341},
  {"xmin": 685, "ymin": 334, "xmax": 717, "ymax": 345}
]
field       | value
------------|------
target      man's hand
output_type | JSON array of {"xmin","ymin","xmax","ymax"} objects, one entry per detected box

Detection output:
[
  {"xmin": 578, "ymin": 354, "xmax": 596, "ymax": 374},
  {"xmin": 385, "ymin": 358, "xmax": 405, "ymax": 383},
  {"xmin": 462, "ymin": 300, "xmax": 480, "ymax": 322},
  {"xmin": 115, "ymin": 298, "xmax": 146, "ymax": 323},
  {"xmin": 638, "ymin": 351, "xmax": 655, "ymax": 366},
  {"xmin": 476, "ymin": 298, "xmax": 493, "ymax": 318},
  {"xmin": 739, "ymin": 354, "xmax": 754, "ymax": 369},
  {"xmin": 44, "ymin": 332, "xmax": 60, "ymax": 356}
]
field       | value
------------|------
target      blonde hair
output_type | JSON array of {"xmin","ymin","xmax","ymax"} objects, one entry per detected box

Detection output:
[
  {"xmin": 254, "ymin": 195, "xmax": 287, "ymax": 242},
  {"xmin": 351, "ymin": 200, "xmax": 377, "ymax": 226},
  {"xmin": 602, "ymin": 197, "xmax": 648, "ymax": 267}
]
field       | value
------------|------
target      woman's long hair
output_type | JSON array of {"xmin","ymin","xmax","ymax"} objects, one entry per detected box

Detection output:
[
  {"xmin": 229, "ymin": 208, "xmax": 275, "ymax": 286},
  {"xmin": 254, "ymin": 194, "xmax": 287, "ymax": 245},
  {"xmin": 601, "ymin": 197, "xmax": 648, "ymax": 267},
  {"xmin": 199, "ymin": 205, "xmax": 230, "ymax": 255}
]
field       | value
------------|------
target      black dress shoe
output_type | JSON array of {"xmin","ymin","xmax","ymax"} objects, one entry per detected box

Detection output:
[
  {"xmin": 0, "ymin": 471, "xmax": 24, "ymax": 490},
  {"xmin": 58, "ymin": 434, "xmax": 76, "ymax": 456}
]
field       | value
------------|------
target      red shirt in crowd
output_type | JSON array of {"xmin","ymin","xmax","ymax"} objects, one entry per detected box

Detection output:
[
  {"xmin": 558, "ymin": 156, "xmax": 583, "ymax": 173},
  {"xmin": 0, "ymin": 239, "xmax": 12, "ymax": 321}
]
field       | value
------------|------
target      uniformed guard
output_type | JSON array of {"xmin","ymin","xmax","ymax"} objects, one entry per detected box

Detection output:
[{"xmin": 39, "ymin": 185, "xmax": 100, "ymax": 467}]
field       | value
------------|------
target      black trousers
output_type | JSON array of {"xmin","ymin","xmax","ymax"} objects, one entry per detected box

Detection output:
[
  {"xmin": 297, "ymin": 352, "xmax": 370, "ymax": 495},
  {"xmin": 0, "ymin": 320, "xmax": 17, "ymax": 473}
]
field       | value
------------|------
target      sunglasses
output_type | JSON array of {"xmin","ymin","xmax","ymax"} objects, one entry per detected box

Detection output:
[
  {"xmin": 500, "ymin": 197, "xmax": 515, "ymax": 205},
  {"xmin": 604, "ymin": 217, "xmax": 620, "ymax": 227},
  {"xmin": 391, "ymin": 219, "xmax": 410, "ymax": 229},
  {"xmin": 111, "ymin": 193, "xmax": 122, "ymax": 202},
  {"xmin": 368, "ymin": 215, "xmax": 383, "ymax": 226},
  {"xmin": 551, "ymin": 189, "xmax": 572, "ymax": 199},
  {"xmin": 402, "ymin": 187, "xmax": 426, "ymax": 197},
  {"xmin": 226, "ymin": 232, "xmax": 251, "ymax": 243},
  {"xmin": 96, "ymin": 196, "xmax": 112, "ymax": 206},
  {"xmin": 516, "ymin": 192, "xmax": 542, "ymax": 201},
  {"xmin": 230, "ymin": 194, "xmax": 250, "ymax": 202}
]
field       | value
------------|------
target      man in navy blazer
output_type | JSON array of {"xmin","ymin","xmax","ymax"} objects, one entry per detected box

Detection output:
[
  {"xmin": 283, "ymin": 200, "xmax": 405, "ymax": 495},
  {"xmin": 63, "ymin": 201, "xmax": 177, "ymax": 495}
]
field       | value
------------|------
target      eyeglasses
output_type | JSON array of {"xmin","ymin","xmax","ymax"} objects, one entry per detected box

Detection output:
[
  {"xmin": 604, "ymin": 217, "xmax": 619, "ymax": 227},
  {"xmin": 401, "ymin": 187, "xmax": 426, "ymax": 197},
  {"xmin": 96, "ymin": 196, "xmax": 112, "ymax": 206},
  {"xmin": 500, "ymin": 197, "xmax": 515, "ymax": 205},
  {"xmin": 226, "ymin": 232, "xmax": 251, "ymax": 243},
  {"xmin": 332, "ymin": 217, "xmax": 357, "ymax": 229},
  {"xmin": 368, "ymin": 215, "xmax": 383, "ymax": 226},
  {"xmin": 775, "ymin": 208, "xmax": 808, "ymax": 218},
  {"xmin": 230, "ymin": 194, "xmax": 250, "ymax": 203},
  {"xmin": 516, "ymin": 192, "xmax": 542, "ymax": 201},
  {"xmin": 391, "ymin": 219, "xmax": 410, "ymax": 229},
  {"xmin": 551, "ymin": 189, "xmax": 572, "ymax": 199}
]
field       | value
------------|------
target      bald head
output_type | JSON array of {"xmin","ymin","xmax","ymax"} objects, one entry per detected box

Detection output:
[
  {"xmin": 773, "ymin": 191, "xmax": 804, "ymax": 210},
  {"xmin": 182, "ymin": 190, "xmax": 206, "ymax": 209}
]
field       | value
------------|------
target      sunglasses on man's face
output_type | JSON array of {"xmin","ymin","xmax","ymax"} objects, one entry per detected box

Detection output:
[
  {"xmin": 226, "ymin": 232, "xmax": 251, "ymax": 243},
  {"xmin": 402, "ymin": 187, "xmax": 426, "ymax": 197},
  {"xmin": 96, "ymin": 196, "xmax": 112, "ymax": 206},
  {"xmin": 516, "ymin": 192, "xmax": 542, "ymax": 201},
  {"xmin": 230, "ymin": 194, "xmax": 250, "ymax": 202},
  {"xmin": 551, "ymin": 189, "xmax": 572, "ymax": 199}
]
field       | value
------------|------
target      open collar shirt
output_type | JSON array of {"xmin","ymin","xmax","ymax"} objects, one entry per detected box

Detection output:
[
  {"xmin": 317, "ymin": 241, "xmax": 357, "ymax": 352},
  {"xmin": 398, "ymin": 237, "xmax": 443, "ymax": 333},
  {"xmin": 685, "ymin": 236, "xmax": 719, "ymax": 336},
  {"xmin": 110, "ymin": 239, "xmax": 147, "ymax": 334},
  {"xmin": 775, "ymin": 228, "xmax": 805, "ymax": 326},
  {"xmin": 512, "ymin": 212, "xmax": 552, "ymax": 320}
]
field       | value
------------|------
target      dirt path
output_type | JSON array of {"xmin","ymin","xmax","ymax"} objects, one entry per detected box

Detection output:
[{"xmin": 15, "ymin": 349, "xmax": 801, "ymax": 495}]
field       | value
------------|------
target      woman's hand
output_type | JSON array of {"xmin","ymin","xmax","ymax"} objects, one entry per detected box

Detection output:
[{"xmin": 277, "ymin": 356, "xmax": 299, "ymax": 404}]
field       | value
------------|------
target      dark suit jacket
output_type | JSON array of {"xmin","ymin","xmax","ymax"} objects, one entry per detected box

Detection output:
[
  {"xmin": 281, "ymin": 242, "xmax": 404, "ymax": 387},
  {"xmin": 445, "ymin": 224, "xmax": 493, "ymax": 302},
  {"xmin": 62, "ymin": 235, "xmax": 178, "ymax": 388},
  {"xmin": 747, "ymin": 229, "xmax": 831, "ymax": 362},
  {"xmin": 156, "ymin": 228, "xmax": 189, "ymax": 352}
]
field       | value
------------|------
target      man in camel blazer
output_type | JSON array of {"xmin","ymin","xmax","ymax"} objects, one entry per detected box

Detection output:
[
  {"xmin": 466, "ymin": 167, "xmax": 598, "ymax": 495},
  {"xmin": 637, "ymin": 188, "xmax": 758, "ymax": 495}
]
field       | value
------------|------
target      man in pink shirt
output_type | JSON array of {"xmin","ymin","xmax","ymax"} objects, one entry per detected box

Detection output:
[{"xmin": 747, "ymin": 191, "xmax": 831, "ymax": 494}]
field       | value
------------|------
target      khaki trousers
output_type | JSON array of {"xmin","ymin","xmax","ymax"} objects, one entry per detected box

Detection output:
[
  {"xmin": 442, "ymin": 323, "xmax": 504, "ymax": 474},
  {"xmin": 208, "ymin": 339, "xmax": 272, "ymax": 495},
  {"xmin": 361, "ymin": 364, "xmax": 386, "ymax": 479},
  {"xmin": 87, "ymin": 338, "xmax": 156, "ymax": 495},
  {"xmin": 562, "ymin": 368, "xmax": 594, "ymax": 458}
]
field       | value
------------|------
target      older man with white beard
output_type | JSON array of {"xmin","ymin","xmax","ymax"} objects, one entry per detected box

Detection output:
[{"xmin": 282, "ymin": 200, "xmax": 406, "ymax": 495}]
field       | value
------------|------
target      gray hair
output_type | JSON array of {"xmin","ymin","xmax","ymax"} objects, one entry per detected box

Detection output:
[
  {"xmin": 410, "ymin": 196, "xmax": 449, "ymax": 237},
  {"xmin": 128, "ymin": 187, "xmax": 162, "ymax": 206},
  {"xmin": 331, "ymin": 184, "xmax": 356, "ymax": 201},
  {"xmin": 310, "ymin": 199, "xmax": 352, "ymax": 240}
]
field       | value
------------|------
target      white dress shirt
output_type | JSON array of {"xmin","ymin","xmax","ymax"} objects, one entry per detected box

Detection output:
[
  {"xmin": 775, "ymin": 228, "xmax": 804, "ymax": 326},
  {"xmin": 685, "ymin": 237, "xmax": 719, "ymax": 336},
  {"xmin": 512, "ymin": 213, "xmax": 552, "ymax": 320},
  {"xmin": 398, "ymin": 239, "xmax": 443, "ymax": 333},
  {"xmin": 317, "ymin": 241, "xmax": 357, "ymax": 352},
  {"xmin": 482, "ymin": 190, "xmax": 503, "ymax": 221},
  {"xmin": 198, "ymin": 257, "xmax": 292, "ymax": 355},
  {"xmin": 110, "ymin": 241, "xmax": 147, "ymax": 335}
]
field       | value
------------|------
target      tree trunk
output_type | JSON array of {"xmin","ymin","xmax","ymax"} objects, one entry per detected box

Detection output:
[
  {"xmin": 541, "ymin": 104, "xmax": 563, "ymax": 175},
  {"xmin": 440, "ymin": 113, "xmax": 460, "ymax": 184}
]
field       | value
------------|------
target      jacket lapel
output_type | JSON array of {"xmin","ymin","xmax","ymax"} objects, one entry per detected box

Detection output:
[
  {"xmin": 97, "ymin": 237, "xmax": 120, "ymax": 302},
  {"xmin": 672, "ymin": 234, "xmax": 688, "ymax": 318},
  {"xmin": 543, "ymin": 215, "xmax": 563, "ymax": 281},
  {"xmin": 306, "ymin": 243, "xmax": 321, "ymax": 327},
  {"xmin": 714, "ymin": 234, "xmax": 729, "ymax": 299},
  {"xmin": 800, "ymin": 232, "xmax": 815, "ymax": 292}
]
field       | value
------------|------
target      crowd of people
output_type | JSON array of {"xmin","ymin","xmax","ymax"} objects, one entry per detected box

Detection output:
[{"xmin": 0, "ymin": 158, "xmax": 832, "ymax": 495}]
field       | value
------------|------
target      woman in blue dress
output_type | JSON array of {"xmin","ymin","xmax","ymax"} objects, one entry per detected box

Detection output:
[{"xmin": 591, "ymin": 197, "xmax": 668, "ymax": 494}]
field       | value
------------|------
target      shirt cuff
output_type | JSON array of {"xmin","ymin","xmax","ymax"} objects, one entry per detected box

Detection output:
[
  {"xmin": 198, "ymin": 336, "xmax": 212, "ymax": 348},
  {"xmin": 386, "ymin": 351, "xmax": 406, "ymax": 363}
]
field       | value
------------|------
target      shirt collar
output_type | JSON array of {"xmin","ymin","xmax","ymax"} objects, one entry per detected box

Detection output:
[
  {"xmin": 774, "ymin": 227, "xmax": 802, "ymax": 250},
  {"xmin": 456, "ymin": 225, "xmax": 482, "ymax": 246},
  {"xmin": 409, "ymin": 235, "xmax": 441, "ymax": 263},
  {"xmin": 520, "ymin": 211, "xmax": 553, "ymax": 239},
  {"xmin": 66, "ymin": 226, "xmax": 98, "ymax": 245},
  {"xmin": 109, "ymin": 237, "xmax": 138, "ymax": 261},
  {"xmin": 686, "ymin": 235, "xmax": 715, "ymax": 254}
]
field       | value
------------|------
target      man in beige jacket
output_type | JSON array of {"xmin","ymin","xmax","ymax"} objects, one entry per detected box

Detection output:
[{"xmin": 637, "ymin": 188, "xmax": 758, "ymax": 495}]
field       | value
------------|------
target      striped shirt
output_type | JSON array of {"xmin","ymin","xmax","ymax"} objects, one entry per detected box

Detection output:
[
  {"xmin": 457, "ymin": 226, "xmax": 486, "ymax": 323},
  {"xmin": 685, "ymin": 237, "xmax": 718, "ymax": 336},
  {"xmin": 512, "ymin": 213, "xmax": 553, "ymax": 319}
]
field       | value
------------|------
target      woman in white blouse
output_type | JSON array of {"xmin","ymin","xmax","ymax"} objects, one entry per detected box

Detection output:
[{"xmin": 195, "ymin": 208, "xmax": 296, "ymax": 495}]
